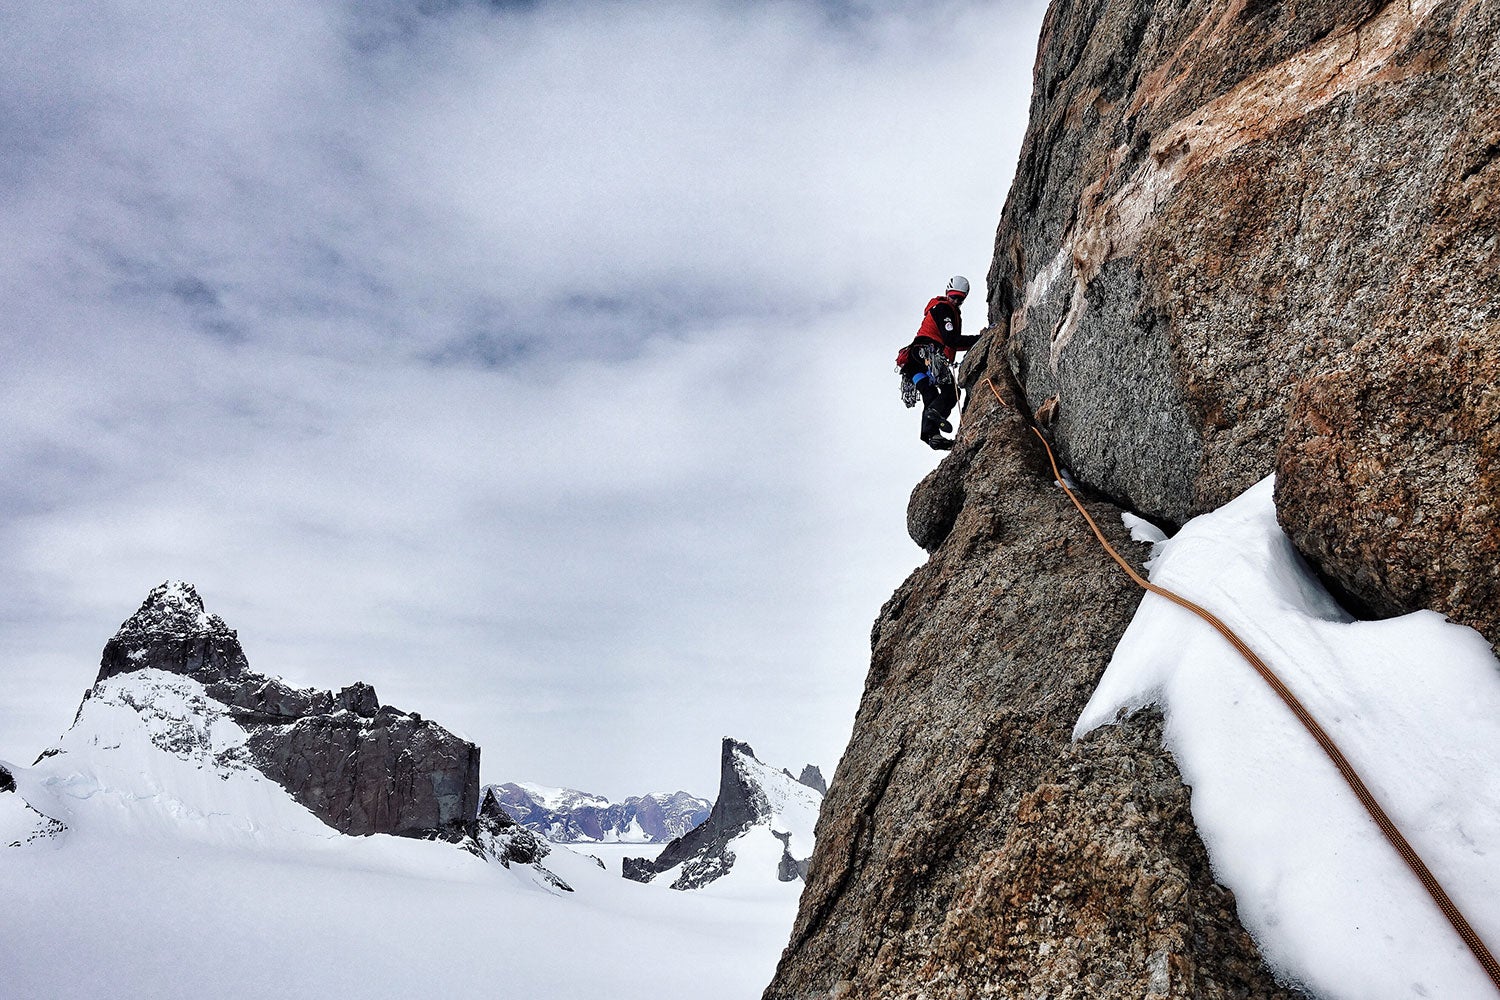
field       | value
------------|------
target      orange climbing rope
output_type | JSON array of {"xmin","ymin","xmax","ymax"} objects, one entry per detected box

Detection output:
[{"xmin": 981, "ymin": 377, "xmax": 1500, "ymax": 993}]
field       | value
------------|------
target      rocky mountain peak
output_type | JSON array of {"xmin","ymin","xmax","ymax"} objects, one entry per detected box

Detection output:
[
  {"xmin": 785, "ymin": 764, "xmax": 827, "ymax": 795},
  {"xmin": 624, "ymin": 737, "xmax": 821, "ymax": 890},
  {"xmin": 488, "ymin": 782, "xmax": 709, "ymax": 844},
  {"xmin": 478, "ymin": 786, "xmax": 513, "ymax": 825},
  {"xmin": 712, "ymin": 738, "xmax": 769, "ymax": 832},
  {"xmin": 97, "ymin": 580, "xmax": 250, "ymax": 687},
  {"xmin": 113, "ymin": 581, "xmax": 230, "ymax": 640},
  {"xmin": 83, "ymin": 584, "xmax": 479, "ymax": 839}
]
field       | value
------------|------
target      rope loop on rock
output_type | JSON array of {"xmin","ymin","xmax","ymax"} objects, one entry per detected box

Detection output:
[{"xmin": 981, "ymin": 376, "xmax": 1500, "ymax": 994}]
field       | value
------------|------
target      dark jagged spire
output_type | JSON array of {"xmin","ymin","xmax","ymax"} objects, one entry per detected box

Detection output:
[{"xmin": 97, "ymin": 581, "xmax": 248, "ymax": 685}]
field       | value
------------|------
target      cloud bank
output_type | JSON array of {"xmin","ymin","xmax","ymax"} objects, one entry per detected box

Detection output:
[{"xmin": 0, "ymin": 0, "xmax": 1045, "ymax": 797}]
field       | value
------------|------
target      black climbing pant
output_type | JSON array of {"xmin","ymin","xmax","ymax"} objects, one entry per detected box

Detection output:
[{"xmin": 916, "ymin": 376, "xmax": 957, "ymax": 442}]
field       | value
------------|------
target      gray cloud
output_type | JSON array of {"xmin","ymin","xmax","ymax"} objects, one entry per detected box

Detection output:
[{"xmin": 0, "ymin": 0, "xmax": 1045, "ymax": 797}]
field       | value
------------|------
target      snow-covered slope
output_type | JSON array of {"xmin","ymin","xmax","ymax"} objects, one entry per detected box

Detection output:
[
  {"xmin": 0, "ymin": 765, "xmax": 65, "ymax": 851},
  {"xmin": 730, "ymin": 747, "xmax": 821, "ymax": 871},
  {"xmin": 18, "ymin": 669, "xmax": 334, "ymax": 847},
  {"xmin": 515, "ymin": 781, "xmax": 610, "ymax": 812},
  {"xmin": 1078, "ymin": 476, "xmax": 1500, "ymax": 1000},
  {"xmin": 0, "ymin": 675, "xmax": 802, "ymax": 999}
]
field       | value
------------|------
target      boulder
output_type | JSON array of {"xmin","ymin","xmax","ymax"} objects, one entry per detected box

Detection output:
[{"xmin": 1276, "ymin": 331, "xmax": 1500, "ymax": 653}]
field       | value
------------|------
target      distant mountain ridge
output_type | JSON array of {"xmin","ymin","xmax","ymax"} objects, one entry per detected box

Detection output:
[{"xmin": 488, "ymin": 782, "xmax": 710, "ymax": 844}]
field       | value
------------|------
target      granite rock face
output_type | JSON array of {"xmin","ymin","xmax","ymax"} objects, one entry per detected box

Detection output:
[
  {"xmin": 762, "ymin": 375, "xmax": 1298, "ymax": 999},
  {"xmin": 1276, "ymin": 331, "xmax": 1500, "ymax": 653},
  {"xmin": 985, "ymin": 0, "xmax": 1498, "ymax": 639},
  {"xmin": 772, "ymin": 3, "xmax": 1492, "ymax": 993},
  {"xmin": 908, "ymin": 449, "xmax": 973, "ymax": 554},
  {"xmin": 95, "ymin": 582, "xmax": 480, "ymax": 838}
]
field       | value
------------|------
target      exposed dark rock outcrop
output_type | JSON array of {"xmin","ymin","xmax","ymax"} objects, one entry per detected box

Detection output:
[
  {"xmin": 246, "ymin": 711, "xmax": 477, "ymax": 839},
  {"xmin": 625, "ymin": 738, "xmax": 765, "ymax": 889},
  {"xmin": 790, "ymin": 765, "xmax": 826, "ymax": 795},
  {"xmin": 763, "ymin": 376, "xmax": 1297, "ymax": 997},
  {"xmin": 94, "ymin": 582, "xmax": 480, "ymax": 839},
  {"xmin": 463, "ymin": 788, "xmax": 572, "ymax": 891},
  {"xmin": 3, "ymin": 804, "xmax": 69, "ymax": 849},
  {"xmin": 626, "ymin": 738, "xmax": 820, "ymax": 890},
  {"xmin": 0, "ymin": 765, "xmax": 14, "ymax": 794},
  {"xmin": 984, "ymin": 0, "xmax": 1498, "ymax": 640},
  {"xmin": 773, "ymin": 830, "xmax": 811, "ymax": 883}
]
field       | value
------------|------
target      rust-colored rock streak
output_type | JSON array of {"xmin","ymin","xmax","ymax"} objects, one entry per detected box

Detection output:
[
  {"xmin": 1018, "ymin": 0, "xmax": 1447, "ymax": 362},
  {"xmin": 989, "ymin": 0, "xmax": 1497, "ymax": 643}
]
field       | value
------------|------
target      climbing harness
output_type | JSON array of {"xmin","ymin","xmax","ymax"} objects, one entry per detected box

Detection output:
[
  {"xmin": 898, "ymin": 343, "xmax": 954, "ymax": 408},
  {"xmin": 981, "ymin": 376, "xmax": 1500, "ymax": 994}
]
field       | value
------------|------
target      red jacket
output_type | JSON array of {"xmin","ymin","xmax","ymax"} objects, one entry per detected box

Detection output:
[{"xmin": 914, "ymin": 295, "xmax": 976, "ymax": 361}]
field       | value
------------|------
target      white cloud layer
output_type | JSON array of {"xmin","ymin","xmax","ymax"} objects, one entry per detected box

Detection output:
[{"xmin": 0, "ymin": 0, "xmax": 1045, "ymax": 797}]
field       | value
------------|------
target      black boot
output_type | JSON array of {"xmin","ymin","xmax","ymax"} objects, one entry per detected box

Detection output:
[
  {"xmin": 924, "ymin": 433, "xmax": 955, "ymax": 451},
  {"xmin": 921, "ymin": 402, "xmax": 954, "ymax": 450}
]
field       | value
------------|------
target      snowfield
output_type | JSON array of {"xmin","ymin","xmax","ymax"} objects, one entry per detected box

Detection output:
[
  {"xmin": 9, "ymin": 474, "xmax": 1498, "ymax": 999},
  {"xmin": 2, "ymin": 831, "xmax": 800, "ymax": 1000},
  {"xmin": 1078, "ymin": 476, "xmax": 1500, "ymax": 1000},
  {"xmin": 0, "ymin": 671, "xmax": 802, "ymax": 1000}
]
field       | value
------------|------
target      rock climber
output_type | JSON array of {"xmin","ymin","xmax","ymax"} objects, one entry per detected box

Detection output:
[{"xmin": 897, "ymin": 276, "xmax": 979, "ymax": 450}]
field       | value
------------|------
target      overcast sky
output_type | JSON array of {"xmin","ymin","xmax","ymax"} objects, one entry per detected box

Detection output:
[{"xmin": 0, "ymin": 0, "xmax": 1045, "ymax": 800}]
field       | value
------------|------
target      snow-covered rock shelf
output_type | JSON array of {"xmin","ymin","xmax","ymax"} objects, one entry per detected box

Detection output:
[{"xmin": 1078, "ymin": 477, "xmax": 1500, "ymax": 1000}]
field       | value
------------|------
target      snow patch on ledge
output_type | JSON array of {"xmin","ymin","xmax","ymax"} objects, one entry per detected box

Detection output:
[{"xmin": 1076, "ymin": 476, "xmax": 1500, "ymax": 1000}]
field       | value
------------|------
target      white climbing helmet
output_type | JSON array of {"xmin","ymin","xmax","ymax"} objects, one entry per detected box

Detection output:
[{"xmin": 946, "ymin": 275, "xmax": 970, "ymax": 298}]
